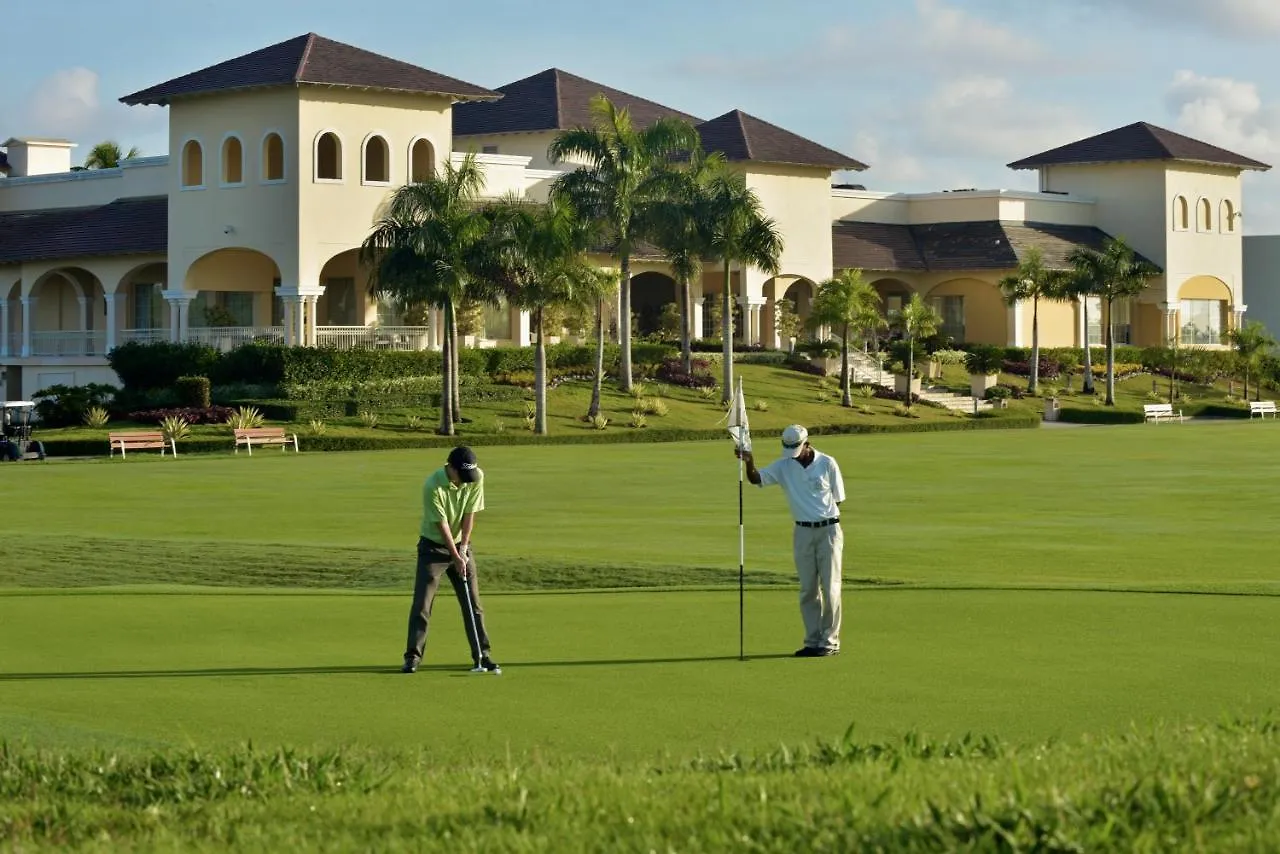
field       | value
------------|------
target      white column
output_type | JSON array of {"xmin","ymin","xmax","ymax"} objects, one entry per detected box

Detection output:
[
  {"xmin": 77, "ymin": 296, "xmax": 91, "ymax": 356},
  {"xmin": 294, "ymin": 297, "xmax": 306, "ymax": 345},
  {"xmin": 306, "ymin": 295, "xmax": 319, "ymax": 346},
  {"xmin": 21, "ymin": 297, "xmax": 34, "ymax": 357},
  {"xmin": 105, "ymin": 293, "xmax": 121, "ymax": 353},
  {"xmin": 0, "ymin": 300, "xmax": 9, "ymax": 357},
  {"xmin": 281, "ymin": 300, "xmax": 295, "ymax": 345},
  {"xmin": 178, "ymin": 297, "xmax": 192, "ymax": 342},
  {"xmin": 514, "ymin": 307, "xmax": 531, "ymax": 347},
  {"xmin": 689, "ymin": 280, "xmax": 704, "ymax": 342},
  {"xmin": 427, "ymin": 306, "xmax": 440, "ymax": 350},
  {"xmin": 168, "ymin": 298, "xmax": 180, "ymax": 342},
  {"xmin": 1008, "ymin": 300, "xmax": 1025, "ymax": 347}
]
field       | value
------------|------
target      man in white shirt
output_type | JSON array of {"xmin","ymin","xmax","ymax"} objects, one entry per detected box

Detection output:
[{"xmin": 738, "ymin": 424, "xmax": 846, "ymax": 657}]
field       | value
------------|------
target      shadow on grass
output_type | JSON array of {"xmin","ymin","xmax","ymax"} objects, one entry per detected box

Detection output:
[{"xmin": 0, "ymin": 654, "xmax": 796, "ymax": 682}]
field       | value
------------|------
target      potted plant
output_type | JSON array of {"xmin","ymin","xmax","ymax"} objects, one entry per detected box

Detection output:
[
  {"xmin": 984, "ymin": 385, "xmax": 1012, "ymax": 410},
  {"xmin": 890, "ymin": 339, "xmax": 925, "ymax": 396},
  {"xmin": 964, "ymin": 345, "xmax": 1004, "ymax": 399}
]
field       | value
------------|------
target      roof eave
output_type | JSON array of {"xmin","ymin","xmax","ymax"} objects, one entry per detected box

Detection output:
[
  {"xmin": 122, "ymin": 79, "xmax": 503, "ymax": 107},
  {"xmin": 1009, "ymin": 156, "xmax": 1270, "ymax": 172}
]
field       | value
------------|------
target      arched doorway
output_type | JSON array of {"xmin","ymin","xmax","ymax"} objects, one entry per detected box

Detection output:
[
  {"xmin": 1176, "ymin": 276, "xmax": 1233, "ymax": 346},
  {"xmin": 631, "ymin": 271, "xmax": 677, "ymax": 337},
  {"xmin": 118, "ymin": 262, "xmax": 169, "ymax": 345},
  {"xmin": 183, "ymin": 249, "xmax": 282, "ymax": 349},
  {"xmin": 27, "ymin": 267, "xmax": 104, "ymax": 356},
  {"xmin": 869, "ymin": 277, "xmax": 914, "ymax": 320}
]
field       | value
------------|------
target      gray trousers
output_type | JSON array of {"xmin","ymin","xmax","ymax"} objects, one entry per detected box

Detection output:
[
  {"xmin": 794, "ymin": 523, "xmax": 843, "ymax": 649},
  {"xmin": 404, "ymin": 537, "xmax": 491, "ymax": 663}
]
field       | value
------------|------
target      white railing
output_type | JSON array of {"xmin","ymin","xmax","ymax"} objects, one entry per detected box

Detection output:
[
  {"xmin": 315, "ymin": 326, "xmax": 431, "ymax": 351},
  {"xmin": 186, "ymin": 326, "xmax": 284, "ymax": 351},
  {"xmin": 120, "ymin": 328, "xmax": 169, "ymax": 345},
  {"xmin": 29, "ymin": 330, "xmax": 105, "ymax": 357}
]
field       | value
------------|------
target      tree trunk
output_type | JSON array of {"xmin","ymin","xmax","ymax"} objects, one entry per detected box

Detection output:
[
  {"xmin": 680, "ymin": 272, "xmax": 692, "ymax": 376},
  {"xmin": 721, "ymin": 262, "xmax": 733, "ymax": 406},
  {"xmin": 1081, "ymin": 298, "xmax": 1095, "ymax": 394},
  {"xmin": 1030, "ymin": 294, "xmax": 1040, "ymax": 394},
  {"xmin": 619, "ymin": 252, "xmax": 633, "ymax": 392},
  {"xmin": 840, "ymin": 322, "xmax": 851, "ymax": 407},
  {"xmin": 437, "ymin": 300, "xmax": 455, "ymax": 436},
  {"xmin": 450, "ymin": 306, "xmax": 462, "ymax": 424},
  {"xmin": 1104, "ymin": 297, "xmax": 1116, "ymax": 406},
  {"xmin": 534, "ymin": 307, "xmax": 547, "ymax": 435},
  {"xmin": 905, "ymin": 334, "xmax": 915, "ymax": 410},
  {"xmin": 588, "ymin": 297, "xmax": 605, "ymax": 418}
]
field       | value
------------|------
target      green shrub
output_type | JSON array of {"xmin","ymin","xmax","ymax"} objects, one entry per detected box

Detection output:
[
  {"xmin": 82, "ymin": 406, "xmax": 111, "ymax": 429},
  {"xmin": 175, "ymin": 376, "xmax": 212, "ymax": 408},
  {"xmin": 31, "ymin": 383, "xmax": 117, "ymax": 428},
  {"xmin": 107, "ymin": 341, "xmax": 219, "ymax": 390},
  {"xmin": 964, "ymin": 345, "xmax": 1005, "ymax": 375}
]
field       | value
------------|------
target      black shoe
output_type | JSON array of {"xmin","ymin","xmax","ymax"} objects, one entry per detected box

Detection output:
[
  {"xmin": 794, "ymin": 646, "xmax": 823, "ymax": 657},
  {"xmin": 471, "ymin": 656, "xmax": 502, "ymax": 674},
  {"xmin": 401, "ymin": 657, "xmax": 420, "ymax": 674}
]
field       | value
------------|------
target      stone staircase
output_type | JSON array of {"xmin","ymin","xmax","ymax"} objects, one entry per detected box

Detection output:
[{"xmin": 838, "ymin": 350, "xmax": 994, "ymax": 413}]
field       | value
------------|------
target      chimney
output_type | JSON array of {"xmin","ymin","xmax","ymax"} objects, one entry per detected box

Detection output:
[{"xmin": 1, "ymin": 138, "xmax": 77, "ymax": 177}]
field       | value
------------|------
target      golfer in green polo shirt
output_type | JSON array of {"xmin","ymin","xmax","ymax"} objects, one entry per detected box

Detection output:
[{"xmin": 402, "ymin": 445, "xmax": 500, "ymax": 674}]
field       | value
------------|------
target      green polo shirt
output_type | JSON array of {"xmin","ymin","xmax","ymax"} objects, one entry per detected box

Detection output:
[{"xmin": 419, "ymin": 467, "xmax": 485, "ymax": 541}]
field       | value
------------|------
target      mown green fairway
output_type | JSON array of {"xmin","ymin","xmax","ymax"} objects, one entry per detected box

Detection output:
[{"xmin": 3, "ymin": 423, "xmax": 1279, "ymax": 850}]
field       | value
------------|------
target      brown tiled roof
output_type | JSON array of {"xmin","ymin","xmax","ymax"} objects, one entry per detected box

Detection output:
[
  {"xmin": 0, "ymin": 196, "xmax": 167, "ymax": 263},
  {"xmin": 120, "ymin": 34, "xmax": 499, "ymax": 106},
  {"xmin": 453, "ymin": 68, "xmax": 699, "ymax": 137},
  {"xmin": 697, "ymin": 110, "xmax": 867, "ymax": 171},
  {"xmin": 832, "ymin": 220, "xmax": 1160, "ymax": 273},
  {"xmin": 1008, "ymin": 122, "xmax": 1270, "ymax": 172}
]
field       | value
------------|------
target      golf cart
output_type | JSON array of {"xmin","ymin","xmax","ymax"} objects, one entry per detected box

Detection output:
[{"xmin": 1, "ymin": 401, "xmax": 46, "ymax": 461}]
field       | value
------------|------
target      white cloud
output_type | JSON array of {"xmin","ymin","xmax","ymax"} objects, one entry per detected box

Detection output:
[
  {"xmin": 16, "ymin": 67, "xmax": 166, "ymax": 160},
  {"xmin": 850, "ymin": 131, "xmax": 928, "ymax": 185},
  {"xmin": 915, "ymin": 74, "xmax": 1093, "ymax": 160},
  {"xmin": 906, "ymin": 0, "xmax": 1044, "ymax": 67}
]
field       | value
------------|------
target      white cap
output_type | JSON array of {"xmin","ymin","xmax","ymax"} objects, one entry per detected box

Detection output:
[{"xmin": 781, "ymin": 424, "xmax": 808, "ymax": 458}]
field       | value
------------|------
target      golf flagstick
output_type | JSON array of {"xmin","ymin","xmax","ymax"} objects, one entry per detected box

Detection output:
[{"xmin": 721, "ymin": 377, "xmax": 751, "ymax": 662}]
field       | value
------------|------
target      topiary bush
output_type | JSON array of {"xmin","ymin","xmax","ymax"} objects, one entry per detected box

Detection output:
[
  {"xmin": 175, "ymin": 376, "xmax": 211, "ymax": 408},
  {"xmin": 107, "ymin": 341, "xmax": 219, "ymax": 390}
]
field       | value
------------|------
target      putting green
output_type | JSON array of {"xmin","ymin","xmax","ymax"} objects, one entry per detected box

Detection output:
[{"xmin": 3, "ymin": 587, "xmax": 1278, "ymax": 761}]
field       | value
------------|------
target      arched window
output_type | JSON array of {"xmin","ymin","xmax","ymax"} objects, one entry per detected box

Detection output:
[
  {"xmin": 1198, "ymin": 198, "xmax": 1213, "ymax": 232},
  {"xmin": 181, "ymin": 139, "xmax": 204, "ymax": 188},
  {"xmin": 221, "ymin": 135, "xmax": 243, "ymax": 185},
  {"xmin": 262, "ymin": 132, "xmax": 285, "ymax": 182},
  {"xmin": 409, "ymin": 138, "xmax": 434, "ymax": 183},
  {"xmin": 315, "ymin": 131, "xmax": 342, "ymax": 181},
  {"xmin": 1173, "ymin": 195, "xmax": 1189, "ymax": 231},
  {"xmin": 1221, "ymin": 199, "xmax": 1237, "ymax": 233},
  {"xmin": 363, "ymin": 134, "xmax": 390, "ymax": 184}
]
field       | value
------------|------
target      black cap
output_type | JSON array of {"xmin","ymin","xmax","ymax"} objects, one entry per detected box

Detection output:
[{"xmin": 447, "ymin": 446, "xmax": 480, "ymax": 483}]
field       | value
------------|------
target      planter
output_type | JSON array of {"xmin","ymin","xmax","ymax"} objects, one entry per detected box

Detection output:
[
  {"xmin": 1042, "ymin": 398, "xmax": 1060, "ymax": 421},
  {"xmin": 894, "ymin": 375, "xmax": 922, "ymax": 396},
  {"xmin": 969, "ymin": 373, "xmax": 998, "ymax": 399},
  {"xmin": 926, "ymin": 361, "xmax": 942, "ymax": 380}
]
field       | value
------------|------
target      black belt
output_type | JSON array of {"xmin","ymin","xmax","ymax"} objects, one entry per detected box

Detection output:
[{"xmin": 796, "ymin": 518, "xmax": 839, "ymax": 528}]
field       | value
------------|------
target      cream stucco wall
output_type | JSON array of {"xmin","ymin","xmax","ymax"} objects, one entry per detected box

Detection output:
[
  {"xmin": 0, "ymin": 157, "xmax": 168, "ymax": 212},
  {"xmin": 741, "ymin": 163, "xmax": 833, "ymax": 286},
  {"xmin": 296, "ymin": 88, "xmax": 453, "ymax": 286},
  {"xmin": 167, "ymin": 89, "xmax": 302, "ymax": 289},
  {"xmin": 454, "ymin": 131, "xmax": 565, "ymax": 170},
  {"xmin": 1040, "ymin": 163, "xmax": 1168, "ymax": 269},
  {"xmin": 1164, "ymin": 165, "xmax": 1244, "ymax": 306},
  {"xmin": 830, "ymin": 190, "xmax": 910, "ymax": 224}
]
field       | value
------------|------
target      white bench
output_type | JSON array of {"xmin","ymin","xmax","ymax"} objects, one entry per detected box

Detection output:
[
  {"xmin": 234, "ymin": 427, "xmax": 299, "ymax": 455},
  {"xmin": 1249, "ymin": 400, "xmax": 1277, "ymax": 419},
  {"xmin": 109, "ymin": 431, "xmax": 177, "ymax": 458},
  {"xmin": 1143, "ymin": 403, "xmax": 1184, "ymax": 424}
]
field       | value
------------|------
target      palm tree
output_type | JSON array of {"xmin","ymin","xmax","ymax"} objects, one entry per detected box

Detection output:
[
  {"xmin": 1225, "ymin": 320, "xmax": 1276, "ymax": 402},
  {"xmin": 549, "ymin": 95, "xmax": 700, "ymax": 392},
  {"xmin": 647, "ymin": 149, "xmax": 725, "ymax": 375},
  {"xmin": 483, "ymin": 195, "xmax": 613, "ymax": 433},
  {"xmin": 705, "ymin": 171, "xmax": 784, "ymax": 404},
  {"xmin": 998, "ymin": 247, "xmax": 1069, "ymax": 395},
  {"xmin": 84, "ymin": 141, "xmax": 140, "ymax": 170},
  {"xmin": 807, "ymin": 269, "xmax": 882, "ymax": 406},
  {"xmin": 360, "ymin": 153, "xmax": 491, "ymax": 435},
  {"xmin": 892, "ymin": 293, "xmax": 941, "ymax": 410},
  {"xmin": 1067, "ymin": 237, "xmax": 1159, "ymax": 406}
]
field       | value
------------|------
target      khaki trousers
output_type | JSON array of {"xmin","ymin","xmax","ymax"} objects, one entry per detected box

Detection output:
[{"xmin": 793, "ymin": 523, "xmax": 843, "ymax": 649}]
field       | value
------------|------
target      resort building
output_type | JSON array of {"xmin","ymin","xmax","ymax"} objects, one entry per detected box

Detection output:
[{"xmin": 1, "ymin": 33, "xmax": 1270, "ymax": 400}]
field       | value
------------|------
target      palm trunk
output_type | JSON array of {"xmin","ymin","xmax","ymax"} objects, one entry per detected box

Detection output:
[
  {"xmin": 840, "ymin": 322, "xmax": 851, "ymax": 407},
  {"xmin": 679, "ymin": 272, "xmax": 692, "ymax": 376},
  {"xmin": 451, "ymin": 323, "xmax": 462, "ymax": 422},
  {"xmin": 1029, "ymin": 294, "xmax": 1040, "ymax": 394},
  {"xmin": 534, "ymin": 307, "xmax": 547, "ymax": 435},
  {"xmin": 1105, "ymin": 297, "xmax": 1116, "ymax": 406},
  {"xmin": 721, "ymin": 262, "xmax": 733, "ymax": 406},
  {"xmin": 588, "ymin": 297, "xmax": 605, "ymax": 418},
  {"xmin": 438, "ymin": 300, "xmax": 455, "ymax": 436},
  {"xmin": 619, "ymin": 252, "xmax": 633, "ymax": 392},
  {"xmin": 1081, "ymin": 297, "xmax": 1095, "ymax": 394},
  {"xmin": 905, "ymin": 335, "xmax": 915, "ymax": 410}
]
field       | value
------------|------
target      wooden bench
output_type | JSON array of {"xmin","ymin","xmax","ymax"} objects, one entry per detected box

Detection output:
[
  {"xmin": 1143, "ymin": 403, "xmax": 1184, "ymax": 424},
  {"xmin": 1249, "ymin": 400, "xmax": 1277, "ymax": 419},
  {"xmin": 109, "ymin": 431, "xmax": 176, "ymax": 458},
  {"xmin": 234, "ymin": 427, "xmax": 299, "ymax": 455}
]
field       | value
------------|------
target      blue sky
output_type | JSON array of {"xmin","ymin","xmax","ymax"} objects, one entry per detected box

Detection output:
[{"xmin": 6, "ymin": 0, "xmax": 1280, "ymax": 231}]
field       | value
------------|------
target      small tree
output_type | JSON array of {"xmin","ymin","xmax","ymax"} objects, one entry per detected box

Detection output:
[
  {"xmin": 808, "ymin": 269, "xmax": 882, "ymax": 407},
  {"xmin": 892, "ymin": 294, "xmax": 941, "ymax": 409},
  {"xmin": 774, "ymin": 297, "xmax": 803, "ymax": 352},
  {"xmin": 998, "ymin": 247, "xmax": 1069, "ymax": 395},
  {"xmin": 1225, "ymin": 320, "xmax": 1276, "ymax": 401}
]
